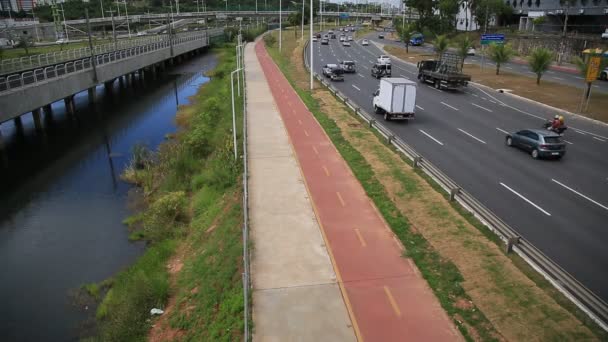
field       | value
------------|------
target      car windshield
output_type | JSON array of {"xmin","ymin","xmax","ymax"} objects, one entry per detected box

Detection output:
[
  {"xmin": 543, "ymin": 136, "xmax": 562, "ymax": 144},
  {"xmin": 343, "ymin": 62, "xmax": 354, "ymax": 66}
]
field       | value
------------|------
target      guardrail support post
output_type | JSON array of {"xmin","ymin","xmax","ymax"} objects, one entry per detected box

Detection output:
[
  {"xmin": 369, "ymin": 118, "xmax": 375, "ymax": 127},
  {"xmin": 413, "ymin": 156, "xmax": 422, "ymax": 168},
  {"xmin": 32, "ymin": 108, "xmax": 43, "ymax": 132},
  {"xmin": 388, "ymin": 134, "xmax": 394, "ymax": 144},
  {"xmin": 506, "ymin": 236, "xmax": 520, "ymax": 254},
  {"xmin": 449, "ymin": 187, "xmax": 460, "ymax": 201}
]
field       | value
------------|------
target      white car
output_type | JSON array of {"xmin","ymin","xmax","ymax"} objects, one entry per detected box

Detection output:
[
  {"xmin": 601, "ymin": 29, "xmax": 608, "ymax": 40},
  {"xmin": 600, "ymin": 67, "xmax": 607, "ymax": 81},
  {"xmin": 377, "ymin": 55, "xmax": 391, "ymax": 65},
  {"xmin": 55, "ymin": 38, "xmax": 67, "ymax": 44},
  {"xmin": 312, "ymin": 36, "xmax": 318, "ymax": 42},
  {"xmin": 347, "ymin": 36, "xmax": 353, "ymax": 41},
  {"xmin": 361, "ymin": 39, "xmax": 369, "ymax": 46},
  {"xmin": 467, "ymin": 47, "xmax": 476, "ymax": 56},
  {"xmin": 343, "ymin": 41, "xmax": 351, "ymax": 47},
  {"xmin": 136, "ymin": 32, "xmax": 146, "ymax": 36},
  {"xmin": 339, "ymin": 36, "xmax": 345, "ymax": 42}
]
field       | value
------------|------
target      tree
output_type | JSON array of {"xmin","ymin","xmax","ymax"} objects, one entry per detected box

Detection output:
[
  {"xmin": 434, "ymin": 35, "xmax": 449, "ymax": 58},
  {"xmin": 17, "ymin": 36, "xmax": 32, "ymax": 56},
  {"xmin": 287, "ymin": 12, "xmax": 301, "ymax": 38},
  {"xmin": 528, "ymin": 48, "xmax": 553, "ymax": 84},
  {"xmin": 472, "ymin": 0, "xmax": 513, "ymax": 29},
  {"xmin": 396, "ymin": 21, "xmax": 415, "ymax": 53},
  {"xmin": 456, "ymin": 35, "xmax": 473, "ymax": 70},
  {"xmin": 559, "ymin": 0, "xmax": 577, "ymax": 36},
  {"xmin": 488, "ymin": 43, "xmax": 514, "ymax": 75}
]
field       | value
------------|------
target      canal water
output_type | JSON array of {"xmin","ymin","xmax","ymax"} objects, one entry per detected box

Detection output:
[{"xmin": 0, "ymin": 52, "xmax": 217, "ymax": 341}]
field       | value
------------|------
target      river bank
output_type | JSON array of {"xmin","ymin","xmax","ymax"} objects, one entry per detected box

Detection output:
[{"xmin": 86, "ymin": 41, "xmax": 251, "ymax": 341}]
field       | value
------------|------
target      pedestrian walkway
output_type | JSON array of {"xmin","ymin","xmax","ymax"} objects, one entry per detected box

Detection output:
[
  {"xmin": 245, "ymin": 42, "xmax": 356, "ymax": 342},
  {"xmin": 251, "ymin": 38, "xmax": 462, "ymax": 342}
]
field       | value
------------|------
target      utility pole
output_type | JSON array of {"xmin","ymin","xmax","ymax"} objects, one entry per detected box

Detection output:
[
  {"xmin": 167, "ymin": 11, "xmax": 174, "ymax": 57},
  {"xmin": 279, "ymin": 0, "xmax": 282, "ymax": 51},
  {"xmin": 309, "ymin": 0, "xmax": 313, "ymax": 90},
  {"xmin": 106, "ymin": 9, "xmax": 117, "ymax": 50},
  {"xmin": 85, "ymin": 8, "xmax": 98, "ymax": 83},
  {"xmin": 124, "ymin": 0, "xmax": 131, "ymax": 38},
  {"xmin": 101, "ymin": 0, "xmax": 105, "ymax": 18},
  {"xmin": 301, "ymin": 0, "xmax": 304, "ymax": 39},
  {"xmin": 59, "ymin": 3, "xmax": 68, "ymax": 41}
]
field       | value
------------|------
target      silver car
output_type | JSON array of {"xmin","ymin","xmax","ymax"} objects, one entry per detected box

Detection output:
[{"xmin": 506, "ymin": 129, "xmax": 566, "ymax": 159}]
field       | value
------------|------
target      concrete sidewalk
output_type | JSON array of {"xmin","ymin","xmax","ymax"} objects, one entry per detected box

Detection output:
[{"xmin": 245, "ymin": 42, "xmax": 356, "ymax": 341}]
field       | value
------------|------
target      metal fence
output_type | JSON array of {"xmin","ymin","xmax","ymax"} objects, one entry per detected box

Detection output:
[
  {"xmin": 302, "ymin": 41, "xmax": 608, "ymax": 331},
  {"xmin": 0, "ymin": 31, "xmax": 221, "ymax": 93}
]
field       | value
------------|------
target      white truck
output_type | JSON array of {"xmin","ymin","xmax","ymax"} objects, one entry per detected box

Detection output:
[{"xmin": 372, "ymin": 78, "xmax": 417, "ymax": 121}]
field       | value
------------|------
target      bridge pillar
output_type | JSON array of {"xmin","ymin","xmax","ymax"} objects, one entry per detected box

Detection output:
[
  {"xmin": 43, "ymin": 104, "xmax": 53, "ymax": 116},
  {"xmin": 64, "ymin": 96, "xmax": 75, "ymax": 116},
  {"xmin": 32, "ymin": 108, "xmax": 43, "ymax": 132},
  {"xmin": 104, "ymin": 80, "xmax": 114, "ymax": 93},
  {"xmin": 151, "ymin": 65, "xmax": 157, "ymax": 80},
  {"xmin": 14, "ymin": 116, "xmax": 23, "ymax": 131},
  {"xmin": 139, "ymin": 69, "xmax": 145, "ymax": 82},
  {"xmin": 0, "ymin": 127, "xmax": 7, "ymax": 168},
  {"xmin": 88, "ymin": 87, "xmax": 97, "ymax": 104}
]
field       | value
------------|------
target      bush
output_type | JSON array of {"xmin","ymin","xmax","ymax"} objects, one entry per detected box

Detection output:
[{"xmin": 264, "ymin": 34, "xmax": 276, "ymax": 47}]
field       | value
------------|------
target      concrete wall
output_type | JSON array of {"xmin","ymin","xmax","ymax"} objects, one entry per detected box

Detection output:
[{"xmin": 0, "ymin": 36, "xmax": 211, "ymax": 123}]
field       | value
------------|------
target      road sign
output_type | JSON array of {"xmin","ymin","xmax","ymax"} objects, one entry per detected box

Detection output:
[
  {"xmin": 586, "ymin": 56, "xmax": 601, "ymax": 82},
  {"xmin": 481, "ymin": 34, "xmax": 505, "ymax": 46},
  {"xmin": 340, "ymin": 13, "xmax": 349, "ymax": 19}
]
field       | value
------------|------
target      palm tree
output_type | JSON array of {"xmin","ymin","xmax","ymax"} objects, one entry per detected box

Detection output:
[
  {"xmin": 488, "ymin": 43, "xmax": 515, "ymax": 75},
  {"xmin": 456, "ymin": 35, "xmax": 473, "ymax": 70},
  {"xmin": 399, "ymin": 23, "xmax": 414, "ymax": 53},
  {"xmin": 434, "ymin": 35, "xmax": 449, "ymax": 59},
  {"xmin": 528, "ymin": 48, "xmax": 553, "ymax": 84},
  {"xmin": 17, "ymin": 36, "xmax": 31, "ymax": 56}
]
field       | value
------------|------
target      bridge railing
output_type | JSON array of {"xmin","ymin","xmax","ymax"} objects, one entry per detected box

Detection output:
[
  {"xmin": 0, "ymin": 32, "xmax": 217, "ymax": 92},
  {"xmin": 0, "ymin": 31, "xmax": 209, "ymax": 76}
]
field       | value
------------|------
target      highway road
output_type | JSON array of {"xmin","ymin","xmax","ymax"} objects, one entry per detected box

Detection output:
[
  {"xmin": 372, "ymin": 36, "xmax": 608, "ymax": 94},
  {"xmin": 307, "ymin": 33, "xmax": 608, "ymax": 305}
]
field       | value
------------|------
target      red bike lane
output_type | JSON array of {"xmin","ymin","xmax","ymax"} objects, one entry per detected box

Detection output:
[{"xmin": 255, "ymin": 41, "xmax": 461, "ymax": 342}]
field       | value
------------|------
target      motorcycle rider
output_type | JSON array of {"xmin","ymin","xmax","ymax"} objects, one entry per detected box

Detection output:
[{"xmin": 551, "ymin": 115, "xmax": 561, "ymax": 130}]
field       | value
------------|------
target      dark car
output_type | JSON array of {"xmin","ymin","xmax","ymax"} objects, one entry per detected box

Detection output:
[
  {"xmin": 340, "ymin": 60, "xmax": 356, "ymax": 73},
  {"xmin": 321, "ymin": 38, "xmax": 329, "ymax": 45},
  {"xmin": 316, "ymin": 33, "xmax": 322, "ymax": 38},
  {"xmin": 322, "ymin": 64, "xmax": 344, "ymax": 81},
  {"xmin": 371, "ymin": 63, "xmax": 391, "ymax": 79},
  {"xmin": 378, "ymin": 33, "xmax": 385, "ymax": 39},
  {"xmin": 506, "ymin": 129, "xmax": 566, "ymax": 159},
  {"xmin": 331, "ymin": 34, "xmax": 336, "ymax": 39}
]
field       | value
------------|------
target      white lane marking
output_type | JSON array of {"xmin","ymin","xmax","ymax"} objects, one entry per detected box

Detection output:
[
  {"xmin": 571, "ymin": 129, "xmax": 586, "ymax": 135},
  {"xmin": 593, "ymin": 136, "xmax": 606, "ymax": 142},
  {"xmin": 488, "ymin": 100, "xmax": 497, "ymax": 104},
  {"xmin": 368, "ymin": 60, "xmax": 374, "ymax": 63},
  {"xmin": 500, "ymin": 182, "xmax": 551, "ymax": 216},
  {"xmin": 458, "ymin": 128, "xmax": 487, "ymax": 144},
  {"xmin": 562, "ymin": 139, "xmax": 573, "ymax": 145},
  {"xmin": 428, "ymin": 85, "xmax": 443, "ymax": 92},
  {"xmin": 440, "ymin": 101, "xmax": 459, "ymax": 111},
  {"xmin": 505, "ymin": 66, "xmax": 513, "ymax": 69},
  {"xmin": 551, "ymin": 179, "xmax": 608, "ymax": 211},
  {"xmin": 568, "ymin": 127, "xmax": 608, "ymax": 140},
  {"xmin": 352, "ymin": 85, "xmax": 361, "ymax": 91},
  {"xmin": 419, "ymin": 129, "xmax": 444, "ymax": 146},
  {"xmin": 547, "ymin": 71, "xmax": 556, "ymax": 74},
  {"xmin": 593, "ymin": 85, "xmax": 600, "ymax": 88},
  {"xmin": 416, "ymin": 105, "xmax": 424, "ymax": 110},
  {"xmin": 358, "ymin": 73, "xmax": 365, "ymax": 78},
  {"xmin": 472, "ymin": 93, "xmax": 479, "ymax": 97},
  {"xmin": 552, "ymin": 76, "xmax": 565, "ymax": 80},
  {"xmin": 400, "ymin": 74, "xmax": 410, "ymax": 79},
  {"xmin": 472, "ymin": 103, "xmax": 493, "ymax": 112},
  {"xmin": 496, "ymin": 127, "xmax": 510, "ymax": 134},
  {"xmin": 575, "ymin": 76, "xmax": 584, "ymax": 80},
  {"xmin": 361, "ymin": 65, "xmax": 369, "ymax": 70}
]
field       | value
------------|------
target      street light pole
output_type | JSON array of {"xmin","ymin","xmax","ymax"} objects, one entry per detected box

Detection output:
[
  {"xmin": 60, "ymin": 3, "xmax": 68, "ymax": 41},
  {"xmin": 309, "ymin": 0, "xmax": 313, "ymax": 90},
  {"xmin": 124, "ymin": 0, "xmax": 131, "ymax": 38},
  {"xmin": 101, "ymin": 0, "xmax": 105, "ymax": 18},
  {"xmin": 301, "ymin": 0, "xmax": 304, "ymax": 39},
  {"xmin": 279, "ymin": 0, "xmax": 282, "ymax": 51},
  {"xmin": 106, "ymin": 9, "xmax": 117, "ymax": 50}
]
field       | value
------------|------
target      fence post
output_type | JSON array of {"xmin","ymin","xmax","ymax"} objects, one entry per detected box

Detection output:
[
  {"xmin": 413, "ymin": 156, "xmax": 422, "ymax": 168},
  {"xmin": 449, "ymin": 187, "xmax": 460, "ymax": 201}
]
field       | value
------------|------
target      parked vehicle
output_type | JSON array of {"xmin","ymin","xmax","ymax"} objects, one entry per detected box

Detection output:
[
  {"xmin": 321, "ymin": 38, "xmax": 329, "ymax": 45},
  {"xmin": 467, "ymin": 47, "xmax": 476, "ymax": 56},
  {"xmin": 331, "ymin": 34, "xmax": 336, "ymax": 39},
  {"xmin": 377, "ymin": 55, "xmax": 391, "ymax": 65},
  {"xmin": 347, "ymin": 36, "xmax": 353, "ymax": 41},
  {"xmin": 601, "ymin": 29, "xmax": 608, "ymax": 40},
  {"xmin": 372, "ymin": 78, "xmax": 417, "ymax": 121},
  {"xmin": 340, "ymin": 60, "xmax": 356, "ymax": 73},
  {"xmin": 600, "ymin": 67, "xmax": 607, "ymax": 81},
  {"xmin": 506, "ymin": 129, "xmax": 566, "ymax": 159},
  {"xmin": 322, "ymin": 64, "xmax": 345, "ymax": 81},
  {"xmin": 417, "ymin": 52, "xmax": 471, "ymax": 90},
  {"xmin": 361, "ymin": 39, "xmax": 369, "ymax": 46},
  {"xmin": 312, "ymin": 36, "xmax": 318, "ymax": 42},
  {"xmin": 340, "ymin": 36, "xmax": 346, "ymax": 42},
  {"xmin": 316, "ymin": 33, "xmax": 322, "ymax": 38},
  {"xmin": 378, "ymin": 33, "xmax": 385, "ymax": 39},
  {"xmin": 328, "ymin": 30, "xmax": 334, "ymax": 35},
  {"xmin": 410, "ymin": 33, "xmax": 424, "ymax": 46},
  {"xmin": 343, "ymin": 41, "xmax": 351, "ymax": 46},
  {"xmin": 371, "ymin": 63, "xmax": 392, "ymax": 78}
]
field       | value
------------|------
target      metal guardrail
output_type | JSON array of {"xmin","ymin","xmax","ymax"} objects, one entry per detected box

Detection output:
[
  {"xmin": 302, "ymin": 41, "xmax": 608, "ymax": 331},
  {"xmin": 0, "ymin": 30, "xmax": 221, "ymax": 75},
  {"xmin": 0, "ymin": 31, "xmax": 220, "ymax": 93}
]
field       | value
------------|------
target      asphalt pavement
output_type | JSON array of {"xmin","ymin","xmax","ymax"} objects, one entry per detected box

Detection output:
[
  {"xmin": 372, "ymin": 35, "xmax": 608, "ymax": 94},
  {"xmin": 308, "ymin": 33, "xmax": 608, "ymax": 304}
]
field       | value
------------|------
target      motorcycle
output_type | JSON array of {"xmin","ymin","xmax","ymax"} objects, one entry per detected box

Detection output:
[{"xmin": 543, "ymin": 121, "xmax": 567, "ymax": 135}]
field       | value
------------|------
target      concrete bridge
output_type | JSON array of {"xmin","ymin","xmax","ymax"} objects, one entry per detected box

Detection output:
[{"xmin": 0, "ymin": 29, "xmax": 224, "ymax": 130}]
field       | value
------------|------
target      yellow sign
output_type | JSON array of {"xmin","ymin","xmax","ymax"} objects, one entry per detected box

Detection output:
[{"xmin": 586, "ymin": 56, "xmax": 601, "ymax": 82}]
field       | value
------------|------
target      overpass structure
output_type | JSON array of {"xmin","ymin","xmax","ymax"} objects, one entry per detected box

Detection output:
[{"xmin": 0, "ymin": 29, "xmax": 224, "ymax": 129}]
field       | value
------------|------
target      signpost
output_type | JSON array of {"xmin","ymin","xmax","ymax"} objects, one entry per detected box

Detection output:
[
  {"xmin": 580, "ymin": 56, "xmax": 602, "ymax": 111},
  {"xmin": 480, "ymin": 34, "xmax": 505, "ymax": 71}
]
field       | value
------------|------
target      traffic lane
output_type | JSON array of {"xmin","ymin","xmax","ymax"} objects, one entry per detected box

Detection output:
[
  {"xmin": 311, "ymin": 43, "xmax": 608, "ymax": 300},
  {"xmin": 369, "ymin": 36, "xmax": 608, "ymax": 94}
]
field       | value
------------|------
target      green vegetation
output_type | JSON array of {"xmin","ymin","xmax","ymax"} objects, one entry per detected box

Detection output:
[
  {"xmin": 455, "ymin": 35, "xmax": 473, "ymax": 70},
  {"xmin": 85, "ymin": 43, "xmax": 247, "ymax": 341},
  {"xmin": 394, "ymin": 20, "xmax": 415, "ymax": 53},
  {"xmin": 488, "ymin": 43, "xmax": 515, "ymax": 75},
  {"xmin": 528, "ymin": 48, "xmax": 554, "ymax": 85},
  {"xmin": 433, "ymin": 34, "xmax": 449, "ymax": 58}
]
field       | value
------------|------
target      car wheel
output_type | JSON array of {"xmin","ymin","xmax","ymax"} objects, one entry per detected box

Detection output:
[
  {"xmin": 601, "ymin": 72, "xmax": 607, "ymax": 81},
  {"xmin": 374, "ymin": 105, "xmax": 381, "ymax": 114},
  {"xmin": 435, "ymin": 80, "xmax": 441, "ymax": 90},
  {"xmin": 531, "ymin": 149, "xmax": 539, "ymax": 159},
  {"xmin": 506, "ymin": 137, "xmax": 513, "ymax": 146},
  {"xmin": 384, "ymin": 112, "xmax": 390, "ymax": 121}
]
